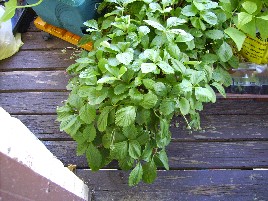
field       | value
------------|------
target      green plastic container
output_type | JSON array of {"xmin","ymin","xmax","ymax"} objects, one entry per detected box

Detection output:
[{"xmin": 26, "ymin": 0, "xmax": 102, "ymax": 36}]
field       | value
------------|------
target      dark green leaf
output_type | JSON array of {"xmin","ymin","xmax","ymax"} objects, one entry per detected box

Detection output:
[
  {"xmin": 79, "ymin": 104, "xmax": 96, "ymax": 124},
  {"xmin": 115, "ymin": 106, "xmax": 136, "ymax": 127},
  {"xmin": 129, "ymin": 140, "xmax": 142, "ymax": 159},
  {"xmin": 97, "ymin": 106, "xmax": 113, "ymax": 132},
  {"xmin": 82, "ymin": 124, "xmax": 96, "ymax": 142},
  {"xmin": 129, "ymin": 163, "xmax": 143, "ymax": 186},
  {"xmin": 217, "ymin": 42, "xmax": 233, "ymax": 62},
  {"xmin": 140, "ymin": 91, "xmax": 158, "ymax": 109},
  {"xmin": 111, "ymin": 141, "xmax": 128, "ymax": 160},
  {"xmin": 158, "ymin": 149, "xmax": 169, "ymax": 170},
  {"xmin": 86, "ymin": 143, "xmax": 102, "ymax": 171},
  {"xmin": 160, "ymin": 99, "xmax": 175, "ymax": 116},
  {"xmin": 142, "ymin": 160, "xmax": 157, "ymax": 184}
]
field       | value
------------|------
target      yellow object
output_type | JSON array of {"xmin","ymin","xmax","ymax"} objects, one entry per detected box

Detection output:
[
  {"xmin": 241, "ymin": 35, "xmax": 268, "ymax": 64},
  {"xmin": 34, "ymin": 17, "xmax": 92, "ymax": 51}
]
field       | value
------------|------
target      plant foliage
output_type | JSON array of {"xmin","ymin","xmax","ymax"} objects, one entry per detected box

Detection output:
[{"xmin": 57, "ymin": 0, "xmax": 240, "ymax": 186}]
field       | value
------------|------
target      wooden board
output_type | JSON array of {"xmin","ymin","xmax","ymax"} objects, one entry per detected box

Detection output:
[
  {"xmin": 1, "ymin": 92, "xmax": 268, "ymax": 115},
  {"xmin": 42, "ymin": 141, "xmax": 268, "ymax": 169},
  {"xmin": 77, "ymin": 170, "xmax": 268, "ymax": 201},
  {"xmin": 14, "ymin": 114, "xmax": 268, "ymax": 140},
  {"xmin": 0, "ymin": 50, "xmax": 74, "ymax": 70},
  {"xmin": 80, "ymin": 170, "xmax": 268, "ymax": 200},
  {"xmin": 0, "ymin": 71, "xmax": 69, "ymax": 91},
  {"xmin": 21, "ymin": 32, "xmax": 76, "ymax": 50}
]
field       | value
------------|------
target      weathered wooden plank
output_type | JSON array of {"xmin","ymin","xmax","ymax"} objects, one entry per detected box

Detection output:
[
  {"xmin": 0, "ymin": 50, "xmax": 74, "ymax": 70},
  {"xmin": 77, "ymin": 170, "xmax": 268, "ymax": 201},
  {"xmin": 21, "ymin": 32, "xmax": 76, "ymax": 50},
  {"xmin": 14, "ymin": 114, "xmax": 268, "ymax": 140},
  {"xmin": 0, "ymin": 92, "xmax": 68, "ymax": 114},
  {"xmin": 1, "ymin": 92, "xmax": 268, "ymax": 115},
  {"xmin": 0, "ymin": 71, "xmax": 69, "ymax": 91},
  {"xmin": 42, "ymin": 141, "xmax": 268, "ymax": 169}
]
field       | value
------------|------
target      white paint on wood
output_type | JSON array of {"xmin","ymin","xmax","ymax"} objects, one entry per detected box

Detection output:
[{"xmin": 0, "ymin": 107, "xmax": 89, "ymax": 201}]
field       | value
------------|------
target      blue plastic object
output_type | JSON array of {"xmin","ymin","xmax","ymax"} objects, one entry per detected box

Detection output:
[{"xmin": 26, "ymin": 0, "xmax": 102, "ymax": 36}]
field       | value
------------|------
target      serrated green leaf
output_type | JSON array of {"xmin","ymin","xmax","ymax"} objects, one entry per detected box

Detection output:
[
  {"xmin": 153, "ymin": 82, "xmax": 167, "ymax": 97},
  {"xmin": 137, "ymin": 130, "xmax": 150, "ymax": 145},
  {"xmin": 160, "ymin": 99, "xmax": 175, "ymax": 116},
  {"xmin": 118, "ymin": 156, "xmax": 134, "ymax": 170},
  {"xmin": 242, "ymin": 1, "xmax": 257, "ymax": 14},
  {"xmin": 211, "ymin": 82, "xmax": 226, "ymax": 98},
  {"xmin": 115, "ymin": 106, "xmax": 136, "ymax": 127},
  {"xmin": 129, "ymin": 140, "xmax": 141, "ymax": 159},
  {"xmin": 205, "ymin": 30, "xmax": 224, "ymax": 40},
  {"xmin": 116, "ymin": 51, "xmax": 133, "ymax": 65},
  {"xmin": 201, "ymin": 11, "xmax": 218, "ymax": 25},
  {"xmin": 205, "ymin": 84, "xmax": 216, "ymax": 103},
  {"xmin": 141, "ymin": 63, "xmax": 157, "ymax": 73},
  {"xmin": 143, "ymin": 79, "xmax": 155, "ymax": 90},
  {"xmin": 123, "ymin": 125, "xmax": 138, "ymax": 139},
  {"xmin": 224, "ymin": 27, "xmax": 246, "ymax": 51},
  {"xmin": 237, "ymin": 12, "xmax": 253, "ymax": 29},
  {"xmin": 166, "ymin": 44, "xmax": 180, "ymax": 59},
  {"xmin": 111, "ymin": 141, "xmax": 128, "ymax": 160},
  {"xmin": 86, "ymin": 143, "xmax": 102, "ymax": 171},
  {"xmin": 158, "ymin": 61, "xmax": 174, "ymax": 74},
  {"xmin": 256, "ymin": 18, "xmax": 268, "ymax": 40},
  {"xmin": 190, "ymin": 71, "xmax": 206, "ymax": 85},
  {"xmin": 181, "ymin": 5, "xmax": 198, "ymax": 17},
  {"xmin": 140, "ymin": 91, "xmax": 158, "ymax": 109},
  {"xmin": 114, "ymin": 84, "xmax": 129, "ymax": 95},
  {"xmin": 60, "ymin": 115, "xmax": 78, "ymax": 131},
  {"xmin": 167, "ymin": 17, "xmax": 187, "ymax": 28},
  {"xmin": 158, "ymin": 149, "xmax": 169, "ymax": 170},
  {"xmin": 217, "ymin": 42, "xmax": 233, "ymax": 62},
  {"xmin": 179, "ymin": 97, "xmax": 190, "ymax": 115},
  {"xmin": 129, "ymin": 163, "xmax": 143, "ymax": 186},
  {"xmin": 82, "ymin": 124, "xmax": 96, "ymax": 142},
  {"xmin": 76, "ymin": 142, "xmax": 88, "ymax": 156},
  {"xmin": 97, "ymin": 106, "xmax": 113, "ymax": 132},
  {"xmin": 142, "ymin": 160, "xmax": 157, "ymax": 184},
  {"xmin": 171, "ymin": 58, "xmax": 186, "ymax": 73},
  {"xmin": 138, "ymin": 26, "xmax": 150, "ymax": 35},
  {"xmin": 87, "ymin": 87, "xmax": 109, "ymax": 105},
  {"xmin": 195, "ymin": 87, "xmax": 213, "ymax": 102},
  {"xmin": 174, "ymin": 29, "xmax": 194, "ymax": 42},
  {"xmin": 79, "ymin": 104, "xmax": 96, "ymax": 124},
  {"xmin": 144, "ymin": 19, "xmax": 165, "ymax": 31},
  {"xmin": 84, "ymin": 19, "xmax": 99, "ymax": 31},
  {"xmin": 179, "ymin": 79, "xmax": 192, "ymax": 93}
]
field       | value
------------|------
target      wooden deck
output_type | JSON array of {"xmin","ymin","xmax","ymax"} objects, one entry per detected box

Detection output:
[{"xmin": 0, "ymin": 25, "xmax": 268, "ymax": 200}]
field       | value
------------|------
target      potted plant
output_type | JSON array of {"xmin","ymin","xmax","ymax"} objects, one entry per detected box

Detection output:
[
  {"xmin": 223, "ymin": 0, "xmax": 268, "ymax": 64},
  {"xmin": 56, "ymin": 0, "xmax": 253, "ymax": 186}
]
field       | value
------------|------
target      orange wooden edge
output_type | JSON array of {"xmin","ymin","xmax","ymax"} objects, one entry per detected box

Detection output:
[{"xmin": 34, "ymin": 17, "xmax": 93, "ymax": 51}]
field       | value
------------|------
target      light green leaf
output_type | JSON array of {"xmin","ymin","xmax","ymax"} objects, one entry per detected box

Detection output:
[
  {"xmin": 242, "ymin": 1, "xmax": 257, "ymax": 14},
  {"xmin": 86, "ymin": 143, "xmax": 102, "ymax": 171},
  {"xmin": 97, "ymin": 76, "xmax": 118, "ymax": 84},
  {"xmin": 115, "ymin": 106, "xmax": 136, "ymax": 127},
  {"xmin": 84, "ymin": 19, "xmax": 99, "ymax": 31},
  {"xmin": 179, "ymin": 79, "xmax": 192, "ymax": 93},
  {"xmin": 118, "ymin": 156, "xmax": 134, "ymax": 170},
  {"xmin": 256, "ymin": 18, "xmax": 268, "ymax": 40},
  {"xmin": 158, "ymin": 61, "xmax": 174, "ymax": 74},
  {"xmin": 201, "ymin": 11, "xmax": 218, "ymax": 25},
  {"xmin": 87, "ymin": 87, "xmax": 109, "ymax": 105},
  {"xmin": 167, "ymin": 17, "xmax": 187, "ymax": 28},
  {"xmin": 205, "ymin": 30, "xmax": 224, "ymax": 40},
  {"xmin": 123, "ymin": 125, "xmax": 138, "ymax": 139},
  {"xmin": 138, "ymin": 26, "xmax": 150, "ymax": 35},
  {"xmin": 224, "ymin": 27, "xmax": 246, "ymax": 51},
  {"xmin": 181, "ymin": 5, "xmax": 198, "ymax": 17},
  {"xmin": 97, "ymin": 106, "xmax": 113, "ymax": 132},
  {"xmin": 143, "ymin": 79, "xmax": 155, "ymax": 90},
  {"xmin": 140, "ymin": 91, "xmax": 158, "ymax": 109},
  {"xmin": 195, "ymin": 87, "xmax": 213, "ymax": 102},
  {"xmin": 141, "ymin": 63, "xmax": 157, "ymax": 73},
  {"xmin": 166, "ymin": 43, "xmax": 180, "ymax": 59},
  {"xmin": 129, "ymin": 140, "xmax": 141, "ymax": 159},
  {"xmin": 238, "ymin": 12, "xmax": 253, "ymax": 29},
  {"xmin": 205, "ymin": 84, "xmax": 216, "ymax": 103},
  {"xmin": 79, "ymin": 104, "xmax": 96, "ymax": 124},
  {"xmin": 158, "ymin": 149, "xmax": 169, "ymax": 170},
  {"xmin": 217, "ymin": 42, "xmax": 233, "ymax": 62},
  {"xmin": 179, "ymin": 97, "xmax": 190, "ymax": 115},
  {"xmin": 60, "ymin": 115, "xmax": 78, "ymax": 131},
  {"xmin": 171, "ymin": 59, "xmax": 186, "ymax": 73},
  {"xmin": 149, "ymin": 2, "xmax": 162, "ymax": 12},
  {"xmin": 68, "ymin": 94, "xmax": 83, "ymax": 109},
  {"xmin": 142, "ymin": 160, "xmax": 157, "ymax": 183},
  {"xmin": 129, "ymin": 163, "xmax": 143, "ymax": 186},
  {"xmin": 144, "ymin": 19, "xmax": 165, "ymax": 31},
  {"xmin": 211, "ymin": 82, "xmax": 226, "ymax": 98},
  {"xmin": 153, "ymin": 82, "xmax": 167, "ymax": 97},
  {"xmin": 160, "ymin": 99, "xmax": 175, "ymax": 116},
  {"xmin": 111, "ymin": 141, "xmax": 128, "ymax": 160},
  {"xmin": 114, "ymin": 84, "xmax": 129, "ymax": 95},
  {"xmin": 82, "ymin": 124, "xmax": 96, "ymax": 142},
  {"xmin": 116, "ymin": 51, "xmax": 133, "ymax": 65},
  {"xmin": 175, "ymin": 29, "xmax": 194, "ymax": 42}
]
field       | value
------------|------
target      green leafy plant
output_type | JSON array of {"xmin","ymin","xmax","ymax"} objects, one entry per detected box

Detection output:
[
  {"xmin": 57, "ymin": 0, "xmax": 238, "ymax": 186},
  {"xmin": 0, "ymin": 0, "xmax": 43, "ymax": 26},
  {"xmin": 223, "ymin": 0, "xmax": 268, "ymax": 51}
]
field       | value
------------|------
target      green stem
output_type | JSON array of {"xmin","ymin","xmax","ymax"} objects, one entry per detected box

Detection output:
[{"xmin": 16, "ymin": 0, "xmax": 43, "ymax": 8}]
